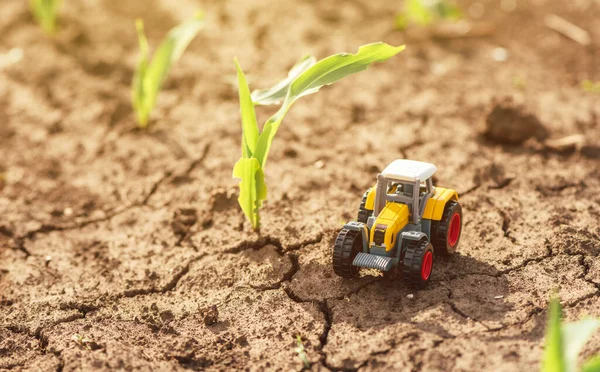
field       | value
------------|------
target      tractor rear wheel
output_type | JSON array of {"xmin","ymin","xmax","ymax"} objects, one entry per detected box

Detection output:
[
  {"xmin": 333, "ymin": 229, "xmax": 362, "ymax": 278},
  {"xmin": 431, "ymin": 201, "xmax": 462, "ymax": 256},
  {"xmin": 357, "ymin": 188, "xmax": 372, "ymax": 223},
  {"xmin": 402, "ymin": 239, "xmax": 434, "ymax": 289}
]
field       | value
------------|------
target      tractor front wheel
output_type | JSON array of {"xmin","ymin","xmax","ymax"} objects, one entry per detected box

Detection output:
[
  {"xmin": 431, "ymin": 201, "xmax": 462, "ymax": 256},
  {"xmin": 402, "ymin": 239, "xmax": 434, "ymax": 289},
  {"xmin": 333, "ymin": 229, "xmax": 362, "ymax": 278}
]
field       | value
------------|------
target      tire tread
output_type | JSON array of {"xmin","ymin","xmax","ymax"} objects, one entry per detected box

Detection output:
[
  {"xmin": 333, "ymin": 229, "xmax": 361, "ymax": 278},
  {"xmin": 431, "ymin": 200, "xmax": 462, "ymax": 256},
  {"xmin": 402, "ymin": 239, "xmax": 433, "ymax": 289}
]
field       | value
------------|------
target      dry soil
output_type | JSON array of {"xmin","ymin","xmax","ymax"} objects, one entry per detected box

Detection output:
[{"xmin": 1, "ymin": 0, "xmax": 600, "ymax": 371}]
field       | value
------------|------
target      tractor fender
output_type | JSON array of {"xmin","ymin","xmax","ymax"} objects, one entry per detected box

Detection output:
[
  {"xmin": 364, "ymin": 185, "xmax": 377, "ymax": 210},
  {"xmin": 422, "ymin": 187, "xmax": 459, "ymax": 221},
  {"xmin": 400, "ymin": 230, "xmax": 428, "ymax": 242},
  {"xmin": 343, "ymin": 221, "xmax": 370, "ymax": 253},
  {"xmin": 396, "ymin": 231, "xmax": 428, "ymax": 261}
]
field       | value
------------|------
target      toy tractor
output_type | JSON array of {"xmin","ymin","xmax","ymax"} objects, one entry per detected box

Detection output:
[{"xmin": 333, "ymin": 159, "xmax": 462, "ymax": 288}]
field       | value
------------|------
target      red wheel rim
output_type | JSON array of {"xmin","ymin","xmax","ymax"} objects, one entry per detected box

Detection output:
[
  {"xmin": 421, "ymin": 251, "xmax": 433, "ymax": 280},
  {"xmin": 448, "ymin": 213, "xmax": 461, "ymax": 247}
]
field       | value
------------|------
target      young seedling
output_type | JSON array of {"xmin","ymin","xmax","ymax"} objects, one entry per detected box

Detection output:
[
  {"xmin": 132, "ymin": 13, "xmax": 204, "ymax": 128},
  {"xmin": 71, "ymin": 334, "xmax": 93, "ymax": 350},
  {"xmin": 395, "ymin": 0, "xmax": 462, "ymax": 30},
  {"xmin": 582, "ymin": 80, "xmax": 600, "ymax": 94},
  {"xmin": 542, "ymin": 296, "xmax": 600, "ymax": 372},
  {"xmin": 233, "ymin": 42, "xmax": 405, "ymax": 229},
  {"xmin": 294, "ymin": 335, "xmax": 310, "ymax": 369},
  {"xmin": 30, "ymin": 0, "xmax": 61, "ymax": 34}
]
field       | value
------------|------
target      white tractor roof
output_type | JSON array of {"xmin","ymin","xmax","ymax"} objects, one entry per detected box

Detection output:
[{"xmin": 381, "ymin": 159, "xmax": 437, "ymax": 182}]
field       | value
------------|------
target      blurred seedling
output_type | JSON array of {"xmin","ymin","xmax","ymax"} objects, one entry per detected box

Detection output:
[
  {"xmin": 71, "ymin": 334, "xmax": 93, "ymax": 350},
  {"xmin": 582, "ymin": 80, "xmax": 600, "ymax": 94},
  {"xmin": 132, "ymin": 13, "xmax": 204, "ymax": 128},
  {"xmin": 233, "ymin": 43, "xmax": 405, "ymax": 229},
  {"xmin": 30, "ymin": 0, "xmax": 61, "ymax": 34},
  {"xmin": 295, "ymin": 335, "xmax": 310, "ymax": 369},
  {"xmin": 512, "ymin": 75, "xmax": 527, "ymax": 91},
  {"xmin": 542, "ymin": 296, "xmax": 600, "ymax": 372},
  {"xmin": 396, "ymin": 0, "xmax": 462, "ymax": 30}
]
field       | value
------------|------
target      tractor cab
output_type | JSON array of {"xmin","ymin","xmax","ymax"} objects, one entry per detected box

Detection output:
[{"xmin": 374, "ymin": 160, "xmax": 437, "ymax": 224}]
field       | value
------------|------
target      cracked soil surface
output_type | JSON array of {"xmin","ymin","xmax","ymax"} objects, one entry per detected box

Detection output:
[{"xmin": 1, "ymin": 0, "xmax": 600, "ymax": 371}]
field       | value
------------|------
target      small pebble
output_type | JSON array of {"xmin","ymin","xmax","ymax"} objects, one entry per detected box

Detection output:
[
  {"xmin": 494, "ymin": 295, "xmax": 504, "ymax": 299},
  {"xmin": 0, "ymin": 48, "xmax": 23, "ymax": 69},
  {"xmin": 492, "ymin": 47, "xmax": 508, "ymax": 62},
  {"xmin": 407, "ymin": 294, "xmax": 414, "ymax": 299},
  {"xmin": 314, "ymin": 160, "xmax": 325, "ymax": 169},
  {"xmin": 63, "ymin": 207, "xmax": 73, "ymax": 217}
]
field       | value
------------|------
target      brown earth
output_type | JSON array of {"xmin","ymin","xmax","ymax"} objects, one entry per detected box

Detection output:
[{"xmin": 1, "ymin": 0, "xmax": 600, "ymax": 370}]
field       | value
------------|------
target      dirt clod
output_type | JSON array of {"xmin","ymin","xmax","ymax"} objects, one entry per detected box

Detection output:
[
  {"xmin": 209, "ymin": 189, "xmax": 238, "ymax": 212},
  {"xmin": 484, "ymin": 98, "xmax": 549, "ymax": 144},
  {"xmin": 202, "ymin": 305, "xmax": 219, "ymax": 326},
  {"xmin": 171, "ymin": 208, "xmax": 198, "ymax": 236}
]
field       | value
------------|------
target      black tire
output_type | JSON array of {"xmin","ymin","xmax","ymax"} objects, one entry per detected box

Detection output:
[
  {"xmin": 431, "ymin": 201, "xmax": 462, "ymax": 256},
  {"xmin": 402, "ymin": 239, "xmax": 434, "ymax": 289},
  {"xmin": 357, "ymin": 188, "xmax": 372, "ymax": 224},
  {"xmin": 332, "ymin": 229, "xmax": 362, "ymax": 278}
]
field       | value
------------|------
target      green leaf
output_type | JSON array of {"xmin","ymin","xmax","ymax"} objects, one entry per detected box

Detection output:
[
  {"xmin": 235, "ymin": 59, "xmax": 259, "ymax": 158},
  {"xmin": 253, "ymin": 42, "xmax": 405, "ymax": 168},
  {"xmin": 131, "ymin": 13, "xmax": 204, "ymax": 128},
  {"xmin": 405, "ymin": 0, "xmax": 432, "ymax": 26},
  {"xmin": 543, "ymin": 297, "xmax": 565, "ymax": 372},
  {"xmin": 295, "ymin": 335, "xmax": 310, "ymax": 368},
  {"xmin": 583, "ymin": 355, "xmax": 600, "ymax": 372},
  {"xmin": 582, "ymin": 80, "xmax": 600, "ymax": 94},
  {"xmin": 30, "ymin": 0, "xmax": 61, "ymax": 34},
  {"xmin": 132, "ymin": 19, "xmax": 150, "ymax": 126},
  {"xmin": 562, "ymin": 318, "xmax": 600, "ymax": 372},
  {"xmin": 251, "ymin": 55, "xmax": 316, "ymax": 105},
  {"xmin": 233, "ymin": 158, "xmax": 266, "ymax": 229},
  {"xmin": 395, "ymin": 0, "xmax": 462, "ymax": 30},
  {"xmin": 436, "ymin": 1, "xmax": 463, "ymax": 20}
]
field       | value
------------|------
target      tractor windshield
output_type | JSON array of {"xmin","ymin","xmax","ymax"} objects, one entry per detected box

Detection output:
[
  {"xmin": 385, "ymin": 181, "xmax": 414, "ymax": 204},
  {"xmin": 374, "ymin": 175, "xmax": 434, "ymax": 224}
]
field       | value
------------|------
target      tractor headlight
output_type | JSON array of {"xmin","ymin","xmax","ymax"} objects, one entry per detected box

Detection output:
[{"xmin": 373, "ymin": 224, "xmax": 387, "ymax": 246}]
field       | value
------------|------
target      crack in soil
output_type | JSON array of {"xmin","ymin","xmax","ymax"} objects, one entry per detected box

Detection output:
[
  {"xmin": 0, "ymin": 251, "xmax": 208, "ymax": 372},
  {"xmin": 489, "ymin": 177, "xmax": 515, "ymax": 190},
  {"xmin": 399, "ymin": 139, "xmax": 424, "ymax": 160},
  {"xmin": 458, "ymin": 183, "xmax": 482, "ymax": 197},
  {"xmin": 577, "ymin": 254, "xmax": 600, "ymax": 295},
  {"xmin": 441, "ymin": 283, "xmax": 492, "ymax": 331},
  {"xmin": 4, "ymin": 324, "xmax": 65, "ymax": 372},
  {"xmin": 224, "ymin": 229, "xmax": 329, "ymax": 256},
  {"xmin": 9, "ymin": 184, "xmax": 168, "ymax": 258},
  {"xmin": 5, "ymin": 203, "xmax": 599, "ymax": 370},
  {"xmin": 251, "ymin": 254, "xmax": 299, "ymax": 291},
  {"xmin": 9, "ymin": 145, "xmax": 212, "ymax": 258},
  {"xmin": 4, "ymin": 253, "xmax": 208, "ymax": 340},
  {"xmin": 140, "ymin": 172, "xmax": 172, "ymax": 206},
  {"xmin": 119, "ymin": 253, "xmax": 207, "ymax": 299},
  {"xmin": 144, "ymin": 142, "xmax": 211, "ymax": 206}
]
